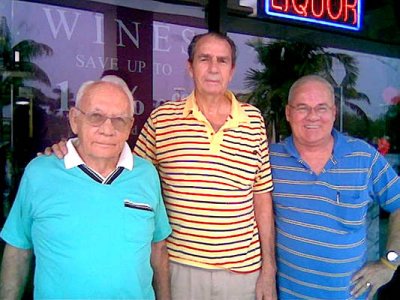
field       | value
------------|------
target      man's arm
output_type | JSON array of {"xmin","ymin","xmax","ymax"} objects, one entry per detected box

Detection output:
[
  {"xmin": 254, "ymin": 192, "xmax": 277, "ymax": 300},
  {"xmin": 0, "ymin": 244, "xmax": 32, "ymax": 299},
  {"xmin": 150, "ymin": 240, "xmax": 170, "ymax": 300},
  {"xmin": 352, "ymin": 209, "xmax": 400, "ymax": 299}
]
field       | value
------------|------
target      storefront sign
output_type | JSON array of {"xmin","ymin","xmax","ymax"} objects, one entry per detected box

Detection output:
[{"xmin": 260, "ymin": 0, "xmax": 362, "ymax": 31}]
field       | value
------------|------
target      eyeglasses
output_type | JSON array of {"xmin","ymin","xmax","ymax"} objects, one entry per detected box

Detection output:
[
  {"xmin": 288, "ymin": 104, "xmax": 334, "ymax": 116},
  {"xmin": 74, "ymin": 107, "xmax": 133, "ymax": 131}
]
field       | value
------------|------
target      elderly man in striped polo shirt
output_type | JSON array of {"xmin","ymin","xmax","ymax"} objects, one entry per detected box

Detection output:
[
  {"xmin": 269, "ymin": 75, "xmax": 400, "ymax": 299},
  {"xmin": 134, "ymin": 32, "xmax": 276, "ymax": 300}
]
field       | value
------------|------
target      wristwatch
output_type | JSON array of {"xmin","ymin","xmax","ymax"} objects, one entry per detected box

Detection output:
[{"xmin": 386, "ymin": 250, "xmax": 399, "ymax": 263}]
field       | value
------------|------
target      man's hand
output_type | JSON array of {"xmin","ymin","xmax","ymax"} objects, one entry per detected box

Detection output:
[
  {"xmin": 256, "ymin": 269, "xmax": 277, "ymax": 300},
  {"xmin": 351, "ymin": 260, "xmax": 395, "ymax": 299},
  {"xmin": 38, "ymin": 140, "xmax": 68, "ymax": 159}
]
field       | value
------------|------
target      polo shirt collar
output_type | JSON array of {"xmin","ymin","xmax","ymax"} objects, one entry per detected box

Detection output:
[
  {"xmin": 331, "ymin": 129, "xmax": 353, "ymax": 158},
  {"xmin": 182, "ymin": 90, "xmax": 249, "ymax": 126},
  {"xmin": 64, "ymin": 138, "xmax": 133, "ymax": 170},
  {"xmin": 283, "ymin": 128, "xmax": 352, "ymax": 159}
]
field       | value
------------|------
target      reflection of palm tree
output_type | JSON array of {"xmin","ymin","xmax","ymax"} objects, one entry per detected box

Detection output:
[
  {"xmin": 245, "ymin": 39, "xmax": 369, "ymax": 140},
  {"xmin": 0, "ymin": 16, "xmax": 53, "ymax": 137}
]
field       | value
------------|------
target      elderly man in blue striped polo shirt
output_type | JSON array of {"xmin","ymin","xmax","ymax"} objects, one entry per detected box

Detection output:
[{"xmin": 269, "ymin": 74, "xmax": 400, "ymax": 299}]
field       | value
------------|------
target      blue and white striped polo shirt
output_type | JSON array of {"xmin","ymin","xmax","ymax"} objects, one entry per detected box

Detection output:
[{"xmin": 270, "ymin": 129, "xmax": 400, "ymax": 299}]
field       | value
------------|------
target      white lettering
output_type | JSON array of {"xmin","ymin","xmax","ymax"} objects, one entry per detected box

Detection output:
[
  {"xmin": 94, "ymin": 13, "xmax": 104, "ymax": 44},
  {"xmin": 154, "ymin": 63, "xmax": 172, "ymax": 76},
  {"xmin": 75, "ymin": 55, "xmax": 118, "ymax": 70},
  {"xmin": 115, "ymin": 19, "xmax": 140, "ymax": 48},
  {"xmin": 43, "ymin": 7, "xmax": 81, "ymax": 40},
  {"xmin": 57, "ymin": 81, "xmax": 69, "ymax": 111},
  {"xmin": 153, "ymin": 23, "xmax": 171, "ymax": 52},
  {"xmin": 134, "ymin": 100, "xmax": 145, "ymax": 116},
  {"xmin": 182, "ymin": 29, "xmax": 195, "ymax": 55},
  {"xmin": 128, "ymin": 60, "xmax": 146, "ymax": 73},
  {"xmin": 75, "ymin": 54, "xmax": 85, "ymax": 68}
]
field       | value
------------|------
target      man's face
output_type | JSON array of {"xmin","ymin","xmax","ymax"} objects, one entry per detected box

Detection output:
[
  {"xmin": 286, "ymin": 80, "xmax": 336, "ymax": 148},
  {"xmin": 69, "ymin": 83, "xmax": 133, "ymax": 164},
  {"xmin": 188, "ymin": 35, "xmax": 235, "ymax": 97}
]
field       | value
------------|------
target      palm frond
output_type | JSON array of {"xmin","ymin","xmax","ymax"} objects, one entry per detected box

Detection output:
[{"xmin": 13, "ymin": 40, "xmax": 53, "ymax": 61}]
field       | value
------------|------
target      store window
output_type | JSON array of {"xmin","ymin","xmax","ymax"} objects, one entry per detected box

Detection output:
[{"xmin": 1, "ymin": 0, "xmax": 399, "ymax": 214}]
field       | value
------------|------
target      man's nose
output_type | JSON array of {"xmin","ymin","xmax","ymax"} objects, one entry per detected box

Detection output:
[
  {"xmin": 208, "ymin": 59, "xmax": 219, "ymax": 72},
  {"xmin": 98, "ymin": 118, "xmax": 115, "ymax": 134}
]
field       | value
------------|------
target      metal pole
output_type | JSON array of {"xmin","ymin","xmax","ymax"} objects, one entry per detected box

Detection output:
[
  {"xmin": 207, "ymin": 0, "xmax": 227, "ymax": 33},
  {"xmin": 10, "ymin": 84, "xmax": 14, "ymax": 149},
  {"xmin": 340, "ymin": 86, "xmax": 343, "ymax": 132}
]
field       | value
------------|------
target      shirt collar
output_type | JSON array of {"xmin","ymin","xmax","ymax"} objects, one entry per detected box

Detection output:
[
  {"xmin": 182, "ymin": 90, "xmax": 249, "ymax": 125},
  {"xmin": 282, "ymin": 129, "xmax": 353, "ymax": 159},
  {"xmin": 64, "ymin": 138, "xmax": 133, "ymax": 170}
]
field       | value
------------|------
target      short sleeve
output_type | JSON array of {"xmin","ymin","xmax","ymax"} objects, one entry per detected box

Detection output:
[
  {"xmin": 134, "ymin": 115, "xmax": 158, "ymax": 165},
  {"xmin": 0, "ymin": 173, "xmax": 34, "ymax": 249},
  {"xmin": 253, "ymin": 116, "xmax": 274, "ymax": 194},
  {"xmin": 151, "ymin": 170, "xmax": 171, "ymax": 243},
  {"xmin": 370, "ymin": 151, "xmax": 400, "ymax": 213}
]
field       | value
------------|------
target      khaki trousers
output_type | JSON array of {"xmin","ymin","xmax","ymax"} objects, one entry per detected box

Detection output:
[{"xmin": 170, "ymin": 262, "xmax": 259, "ymax": 300}]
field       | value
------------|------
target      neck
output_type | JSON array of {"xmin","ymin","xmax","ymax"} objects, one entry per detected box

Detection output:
[
  {"xmin": 294, "ymin": 136, "xmax": 334, "ymax": 174},
  {"xmin": 86, "ymin": 159, "xmax": 118, "ymax": 178},
  {"xmin": 296, "ymin": 136, "xmax": 334, "ymax": 155},
  {"xmin": 75, "ymin": 146, "xmax": 119, "ymax": 178},
  {"xmin": 195, "ymin": 92, "xmax": 229, "ymax": 113},
  {"xmin": 195, "ymin": 92, "xmax": 231, "ymax": 132}
]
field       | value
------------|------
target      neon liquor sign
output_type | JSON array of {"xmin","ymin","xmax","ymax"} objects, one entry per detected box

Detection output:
[{"xmin": 263, "ymin": 0, "xmax": 362, "ymax": 31}]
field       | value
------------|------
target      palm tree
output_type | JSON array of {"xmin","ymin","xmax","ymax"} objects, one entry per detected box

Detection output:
[
  {"xmin": 0, "ymin": 15, "xmax": 53, "ymax": 139},
  {"xmin": 245, "ymin": 39, "xmax": 370, "ymax": 141},
  {"xmin": 0, "ymin": 16, "xmax": 53, "ymax": 220}
]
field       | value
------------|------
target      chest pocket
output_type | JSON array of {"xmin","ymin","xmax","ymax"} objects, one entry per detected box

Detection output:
[
  {"xmin": 123, "ymin": 202, "xmax": 155, "ymax": 243},
  {"xmin": 334, "ymin": 190, "xmax": 370, "ymax": 231}
]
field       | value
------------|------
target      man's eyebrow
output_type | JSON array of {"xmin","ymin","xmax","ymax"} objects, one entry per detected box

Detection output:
[{"xmin": 197, "ymin": 53, "xmax": 211, "ymax": 58}]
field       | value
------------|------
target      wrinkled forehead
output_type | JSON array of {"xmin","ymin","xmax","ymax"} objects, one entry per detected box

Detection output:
[
  {"xmin": 290, "ymin": 80, "xmax": 335, "ymax": 105},
  {"xmin": 196, "ymin": 36, "xmax": 232, "ymax": 56},
  {"xmin": 81, "ymin": 83, "xmax": 131, "ymax": 110}
]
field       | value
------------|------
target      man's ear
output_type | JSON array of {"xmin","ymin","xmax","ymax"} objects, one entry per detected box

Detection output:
[
  {"xmin": 187, "ymin": 61, "xmax": 193, "ymax": 78},
  {"xmin": 69, "ymin": 107, "xmax": 79, "ymax": 135},
  {"xmin": 228, "ymin": 64, "xmax": 236, "ymax": 83},
  {"xmin": 285, "ymin": 104, "xmax": 291, "ymax": 122}
]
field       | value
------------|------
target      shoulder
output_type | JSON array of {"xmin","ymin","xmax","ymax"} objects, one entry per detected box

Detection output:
[
  {"xmin": 20, "ymin": 155, "xmax": 64, "ymax": 185},
  {"xmin": 269, "ymin": 141, "xmax": 285, "ymax": 152},
  {"xmin": 150, "ymin": 99, "xmax": 186, "ymax": 118},
  {"xmin": 269, "ymin": 142, "xmax": 288, "ymax": 160},
  {"xmin": 132, "ymin": 155, "xmax": 158, "ymax": 172},
  {"xmin": 338, "ymin": 132, "xmax": 377, "ymax": 155},
  {"xmin": 24, "ymin": 155, "xmax": 62, "ymax": 174},
  {"xmin": 240, "ymin": 102, "xmax": 262, "ymax": 116}
]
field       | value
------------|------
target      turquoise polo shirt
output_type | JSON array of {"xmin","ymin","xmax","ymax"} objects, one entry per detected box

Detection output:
[{"xmin": 1, "ymin": 140, "xmax": 172, "ymax": 299}]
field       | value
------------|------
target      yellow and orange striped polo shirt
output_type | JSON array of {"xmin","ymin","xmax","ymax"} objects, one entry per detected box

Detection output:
[{"xmin": 134, "ymin": 91, "xmax": 273, "ymax": 273}]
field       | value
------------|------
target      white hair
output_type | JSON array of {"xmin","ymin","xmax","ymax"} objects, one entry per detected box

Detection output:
[
  {"xmin": 288, "ymin": 75, "xmax": 335, "ymax": 105},
  {"xmin": 75, "ymin": 75, "xmax": 134, "ymax": 115}
]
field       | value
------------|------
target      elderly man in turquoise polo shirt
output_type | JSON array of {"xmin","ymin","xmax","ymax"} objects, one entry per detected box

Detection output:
[{"xmin": 0, "ymin": 76, "xmax": 172, "ymax": 299}]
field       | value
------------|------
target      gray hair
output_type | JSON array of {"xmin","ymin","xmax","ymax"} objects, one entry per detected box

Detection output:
[
  {"xmin": 288, "ymin": 75, "xmax": 335, "ymax": 105},
  {"xmin": 75, "ymin": 75, "xmax": 134, "ymax": 115},
  {"xmin": 187, "ymin": 32, "xmax": 237, "ymax": 66}
]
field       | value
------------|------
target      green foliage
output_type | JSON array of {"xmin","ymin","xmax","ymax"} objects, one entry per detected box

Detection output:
[
  {"xmin": 245, "ymin": 39, "xmax": 370, "ymax": 140},
  {"xmin": 0, "ymin": 16, "xmax": 53, "ymax": 109},
  {"xmin": 385, "ymin": 104, "xmax": 400, "ymax": 153}
]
